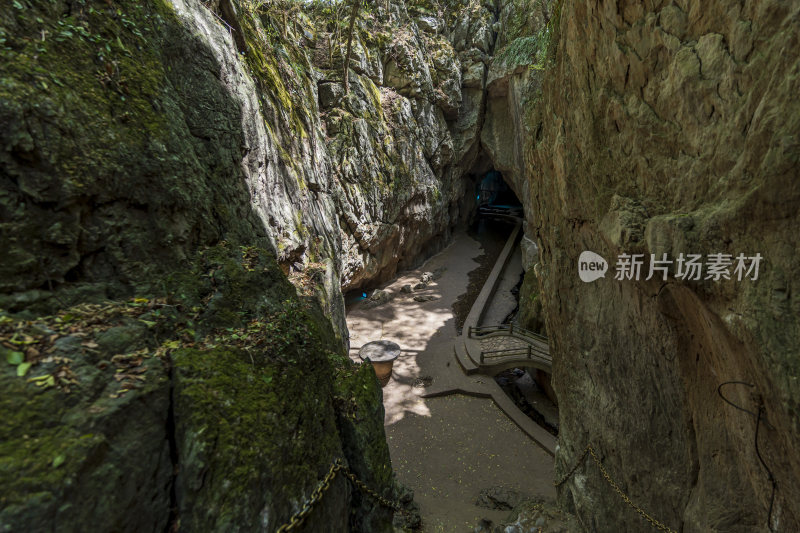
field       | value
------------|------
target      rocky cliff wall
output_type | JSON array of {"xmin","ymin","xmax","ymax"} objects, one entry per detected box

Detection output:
[
  {"xmin": 0, "ymin": 1, "xmax": 403, "ymax": 531},
  {"xmin": 310, "ymin": 0, "xmax": 501, "ymax": 293},
  {"xmin": 0, "ymin": 0, "xmax": 526, "ymax": 344},
  {"xmin": 525, "ymin": 0, "xmax": 800, "ymax": 531}
]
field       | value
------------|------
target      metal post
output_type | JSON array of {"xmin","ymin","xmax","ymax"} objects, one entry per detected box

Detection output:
[
  {"xmin": 480, "ymin": 352, "xmax": 484, "ymax": 364},
  {"xmin": 509, "ymin": 323, "xmax": 514, "ymax": 335}
]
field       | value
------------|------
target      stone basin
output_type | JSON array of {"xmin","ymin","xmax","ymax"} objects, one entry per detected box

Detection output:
[{"xmin": 358, "ymin": 340, "xmax": 401, "ymax": 387}]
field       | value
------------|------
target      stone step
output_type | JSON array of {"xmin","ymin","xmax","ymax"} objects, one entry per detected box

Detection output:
[{"xmin": 454, "ymin": 336, "xmax": 479, "ymax": 375}]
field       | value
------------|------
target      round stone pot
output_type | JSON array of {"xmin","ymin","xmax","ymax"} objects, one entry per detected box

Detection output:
[{"xmin": 358, "ymin": 340, "xmax": 401, "ymax": 387}]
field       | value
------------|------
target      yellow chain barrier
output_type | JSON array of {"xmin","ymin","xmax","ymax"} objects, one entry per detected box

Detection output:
[
  {"xmin": 554, "ymin": 444, "xmax": 677, "ymax": 533},
  {"xmin": 275, "ymin": 458, "xmax": 402, "ymax": 533},
  {"xmin": 341, "ymin": 468, "xmax": 402, "ymax": 511}
]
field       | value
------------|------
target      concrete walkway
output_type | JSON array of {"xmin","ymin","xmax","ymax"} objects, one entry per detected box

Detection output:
[
  {"xmin": 480, "ymin": 243, "xmax": 523, "ymax": 326},
  {"xmin": 346, "ymin": 230, "xmax": 555, "ymax": 532}
]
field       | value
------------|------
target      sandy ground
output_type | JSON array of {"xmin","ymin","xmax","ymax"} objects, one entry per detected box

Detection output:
[{"xmin": 346, "ymin": 231, "xmax": 555, "ymax": 532}]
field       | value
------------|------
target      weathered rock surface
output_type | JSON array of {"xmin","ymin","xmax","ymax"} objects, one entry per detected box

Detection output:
[
  {"xmin": 13, "ymin": 0, "xmax": 798, "ymax": 531},
  {"xmin": 525, "ymin": 0, "xmax": 800, "ymax": 531},
  {"xmin": 0, "ymin": 244, "xmax": 398, "ymax": 533},
  {"xmin": 0, "ymin": 0, "xmax": 531, "ymax": 348},
  {"xmin": 0, "ymin": 1, "xmax": 404, "ymax": 530},
  {"xmin": 314, "ymin": 0, "xmax": 503, "ymax": 294},
  {"xmin": 475, "ymin": 486, "xmax": 526, "ymax": 510},
  {"xmin": 473, "ymin": 498, "xmax": 580, "ymax": 533}
]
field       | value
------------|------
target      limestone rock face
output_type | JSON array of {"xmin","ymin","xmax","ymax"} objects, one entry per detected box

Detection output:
[
  {"xmin": 0, "ymin": 0, "xmax": 561, "ymax": 529},
  {"xmin": 479, "ymin": 0, "xmax": 550, "ymax": 281},
  {"xmin": 525, "ymin": 0, "xmax": 800, "ymax": 531},
  {"xmin": 0, "ymin": 0, "xmax": 509, "ymax": 346},
  {"xmin": 315, "ymin": 0, "xmax": 504, "ymax": 293},
  {"xmin": 0, "ymin": 1, "xmax": 401, "ymax": 531},
  {"xmin": 161, "ymin": 0, "xmax": 513, "ymax": 336}
]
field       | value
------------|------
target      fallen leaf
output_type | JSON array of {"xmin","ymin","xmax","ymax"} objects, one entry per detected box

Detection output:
[
  {"xmin": 5, "ymin": 350, "xmax": 24, "ymax": 365},
  {"xmin": 17, "ymin": 362, "xmax": 32, "ymax": 377}
]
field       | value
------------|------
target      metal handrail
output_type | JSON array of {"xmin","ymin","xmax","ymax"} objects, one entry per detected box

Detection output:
[
  {"xmin": 481, "ymin": 346, "xmax": 550, "ymax": 357},
  {"xmin": 479, "ymin": 344, "xmax": 551, "ymax": 364},
  {"xmin": 468, "ymin": 324, "xmax": 548, "ymax": 343}
]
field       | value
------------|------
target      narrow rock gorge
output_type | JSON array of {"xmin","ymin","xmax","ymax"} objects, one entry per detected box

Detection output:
[{"xmin": 1, "ymin": 0, "xmax": 798, "ymax": 532}]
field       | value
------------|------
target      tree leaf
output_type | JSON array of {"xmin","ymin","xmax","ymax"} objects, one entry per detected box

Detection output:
[
  {"xmin": 5, "ymin": 350, "xmax": 24, "ymax": 365},
  {"xmin": 52, "ymin": 455, "xmax": 66, "ymax": 468},
  {"xmin": 17, "ymin": 362, "xmax": 32, "ymax": 377}
]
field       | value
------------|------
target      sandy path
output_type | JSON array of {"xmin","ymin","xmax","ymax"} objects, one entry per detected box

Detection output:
[{"xmin": 346, "ymin": 231, "xmax": 555, "ymax": 531}]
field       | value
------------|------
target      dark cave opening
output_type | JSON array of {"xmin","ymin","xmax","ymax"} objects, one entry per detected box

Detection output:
[{"xmin": 476, "ymin": 168, "xmax": 522, "ymax": 215}]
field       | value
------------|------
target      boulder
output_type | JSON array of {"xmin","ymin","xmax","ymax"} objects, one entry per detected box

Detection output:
[
  {"xmin": 416, "ymin": 15, "xmax": 440, "ymax": 33},
  {"xmin": 369, "ymin": 289, "xmax": 393, "ymax": 304},
  {"xmin": 318, "ymin": 81, "xmax": 344, "ymax": 109},
  {"xmin": 475, "ymin": 486, "xmax": 525, "ymax": 510}
]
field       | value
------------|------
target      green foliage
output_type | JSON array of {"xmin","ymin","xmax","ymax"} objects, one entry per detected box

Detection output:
[
  {"xmin": 495, "ymin": 35, "xmax": 544, "ymax": 68},
  {"xmin": 534, "ymin": 0, "xmax": 562, "ymax": 70},
  {"xmin": 230, "ymin": 0, "xmax": 316, "ymax": 139},
  {"xmin": 494, "ymin": 0, "xmax": 561, "ymax": 71}
]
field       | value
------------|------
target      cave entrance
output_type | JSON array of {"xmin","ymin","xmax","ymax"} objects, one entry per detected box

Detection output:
[
  {"xmin": 475, "ymin": 168, "xmax": 523, "ymax": 220},
  {"xmin": 344, "ymin": 289, "xmax": 370, "ymax": 308}
]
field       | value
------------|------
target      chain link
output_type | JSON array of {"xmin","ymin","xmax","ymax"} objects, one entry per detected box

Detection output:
[
  {"xmin": 553, "ymin": 445, "xmax": 590, "ymax": 488},
  {"xmin": 554, "ymin": 444, "xmax": 677, "ymax": 533},
  {"xmin": 341, "ymin": 468, "xmax": 403, "ymax": 511},
  {"xmin": 275, "ymin": 458, "xmax": 403, "ymax": 532}
]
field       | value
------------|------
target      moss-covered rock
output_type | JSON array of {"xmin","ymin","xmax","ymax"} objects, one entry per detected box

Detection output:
[
  {"xmin": 0, "ymin": 0, "xmax": 531, "ymax": 529},
  {"xmin": 0, "ymin": 244, "xmax": 398, "ymax": 532},
  {"xmin": 173, "ymin": 340, "xmax": 347, "ymax": 531},
  {"xmin": 0, "ymin": 0, "xmax": 271, "ymax": 314},
  {"xmin": 0, "ymin": 308, "xmax": 172, "ymax": 532},
  {"xmin": 333, "ymin": 363, "xmax": 395, "ymax": 533}
]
